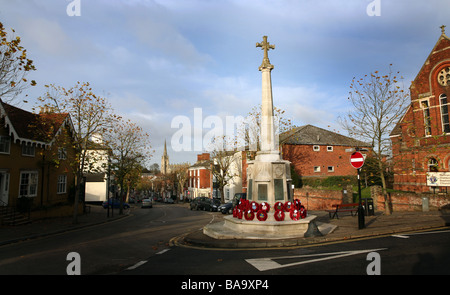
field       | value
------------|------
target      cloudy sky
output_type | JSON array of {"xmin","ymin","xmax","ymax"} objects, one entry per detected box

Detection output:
[{"xmin": 1, "ymin": 0, "xmax": 449, "ymax": 166}]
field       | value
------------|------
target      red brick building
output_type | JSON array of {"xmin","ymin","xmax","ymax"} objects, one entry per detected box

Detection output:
[
  {"xmin": 187, "ymin": 153, "xmax": 212, "ymax": 199},
  {"xmin": 280, "ymin": 125, "xmax": 371, "ymax": 179},
  {"xmin": 390, "ymin": 26, "xmax": 450, "ymax": 192}
]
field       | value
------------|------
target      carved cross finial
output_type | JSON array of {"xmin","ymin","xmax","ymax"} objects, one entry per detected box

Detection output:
[
  {"xmin": 256, "ymin": 36, "xmax": 275, "ymax": 70},
  {"xmin": 441, "ymin": 25, "xmax": 446, "ymax": 35}
]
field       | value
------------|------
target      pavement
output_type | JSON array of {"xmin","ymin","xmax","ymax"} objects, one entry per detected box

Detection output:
[{"xmin": 1, "ymin": 203, "xmax": 450, "ymax": 249}]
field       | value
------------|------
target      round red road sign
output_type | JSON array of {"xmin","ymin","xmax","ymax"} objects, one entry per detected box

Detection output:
[{"xmin": 350, "ymin": 152, "xmax": 365, "ymax": 169}]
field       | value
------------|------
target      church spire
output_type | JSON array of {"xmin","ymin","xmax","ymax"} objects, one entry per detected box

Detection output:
[
  {"xmin": 161, "ymin": 139, "xmax": 170, "ymax": 174},
  {"xmin": 163, "ymin": 139, "xmax": 168, "ymax": 156}
]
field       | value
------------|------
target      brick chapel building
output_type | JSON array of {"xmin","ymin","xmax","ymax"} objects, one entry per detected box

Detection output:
[{"xmin": 390, "ymin": 26, "xmax": 450, "ymax": 193}]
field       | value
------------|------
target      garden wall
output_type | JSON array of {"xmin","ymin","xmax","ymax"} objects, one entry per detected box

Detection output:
[
  {"xmin": 370, "ymin": 185, "xmax": 450, "ymax": 212},
  {"xmin": 293, "ymin": 186, "xmax": 353, "ymax": 210}
]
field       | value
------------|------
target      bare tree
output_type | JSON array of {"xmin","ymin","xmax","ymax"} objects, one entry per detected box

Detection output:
[
  {"xmin": 37, "ymin": 82, "xmax": 118, "ymax": 223},
  {"xmin": 338, "ymin": 65, "xmax": 410, "ymax": 214},
  {"xmin": 171, "ymin": 163, "xmax": 191, "ymax": 202},
  {"xmin": 105, "ymin": 118, "xmax": 153, "ymax": 214},
  {"xmin": 238, "ymin": 104, "xmax": 296, "ymax": 156},
  {"xmin": 207, "ymin": 136, "xmax": 241, "ymax": 203},
  {"xmin": 0, "ymin": 22, "xmax": 36, "ymax": 104}
]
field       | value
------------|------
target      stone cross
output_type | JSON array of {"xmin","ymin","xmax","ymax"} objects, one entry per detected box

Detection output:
[{"xmin": 256, "ymin": 36, "xmax": 275, "ymax": 70}]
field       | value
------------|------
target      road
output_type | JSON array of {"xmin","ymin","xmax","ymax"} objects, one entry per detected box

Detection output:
[
  {"xmin": 0, "ymin": 202, "xmax": 213, "ymax": 275},
  {"xmin": 123, "ymin": 227, "xmax": 450, "ymax": 276},
  {"xmin": 1, "ymin": 203, "xmax": 449, "ymax": 278}
]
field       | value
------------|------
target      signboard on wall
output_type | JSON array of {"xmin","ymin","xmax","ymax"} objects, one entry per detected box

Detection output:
[{"xmin": 426, "ymin": 172, "xmax": 450, "ymax": 187}]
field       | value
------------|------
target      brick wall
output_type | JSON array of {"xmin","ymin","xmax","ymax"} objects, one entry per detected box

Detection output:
[
  {"xmin": 293, "ymin": 187, "xmax": 349, "ymax": 210},
  {"xmin": 371, "ymin": 185, "xmax": 450, "ymax": 211}
]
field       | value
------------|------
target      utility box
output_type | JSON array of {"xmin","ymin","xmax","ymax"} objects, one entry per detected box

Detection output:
[
  {"xmin": 422, "ymin": 197, "xmax": 429, "ymax": 212},
  {"xmin": 363, "ymin": 198, "xmax": 375, "ymax": 216}
]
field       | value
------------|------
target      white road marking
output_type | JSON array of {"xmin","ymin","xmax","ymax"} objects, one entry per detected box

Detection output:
[
  {"xmin": 391, "ymin": 235, "xmax": 410, "ymax": 239},
  {"xmin": 156, "ymin": 248, "xmax": 171, "ymax": 255},
  {"xmin": 126, "ymin": 260, "xmax": 147, "ymax": 270},
  {"xmin": 392, "ymin": 229, "xmax": 450, "ymax": 239},
  {"xmin": 246, "ymin": 248, "xmax": 387, "ymax": 272}
]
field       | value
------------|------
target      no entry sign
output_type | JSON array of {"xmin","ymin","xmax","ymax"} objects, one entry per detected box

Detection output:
[{"xmin": 350, "ymin": 152, "xmax": 365, "ymax": 169}]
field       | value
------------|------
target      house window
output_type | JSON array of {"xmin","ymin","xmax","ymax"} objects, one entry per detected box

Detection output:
[
  {"xmin": 0, "ymin": 136, "xmax": 10, "ymax": 154},
  {"xmin": 57, "ymin": 175, "xmax": 67, "ymax": 194},
  {"xmin": 19, "ymin": 171, "xmax": 38, "ymax": 197},
  {"xmin": 327, "ymin": 146, "xmax": 333, "ymax": 152},
  {"xmin": 440, "ymin": 94, "xmax": 450, "ymax": 133},
  {"xmin": 328, "ymin": 166, "xmax": 335, "ymax": 173},
  {"xmin": 22, "ymin": 143, "xmax": 35, "ymax": 157},
  {"xmin": 428, "ymin": 158, "xmax": 439, "ymax": 172},
  {"xmin": 58, "ymin": 147, "xmax": 67, "ymax": 160},
  {"xmin": 313, "ymin": 145, "xmax": 320, "ymax": 151},
  {"xmin": 421, "ymin": 100, "xmax": 432, "ymax": 136},
  {"xmin": 314, "ymin": 166, "xmax": 321, "ymax": 173}
]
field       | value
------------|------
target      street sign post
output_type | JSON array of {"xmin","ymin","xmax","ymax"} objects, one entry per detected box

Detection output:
[
  {"xmin": 350, "ymin": 152, "xmax": 365, "ymax": 169},
  {"xmin": 350, "ymin": 152, "xmax": 365, "ymax": 229}
]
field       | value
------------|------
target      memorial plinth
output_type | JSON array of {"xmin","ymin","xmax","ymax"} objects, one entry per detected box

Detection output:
[{"xmin": 203, "ymin": 36, "xmax": 319, "ymax": 240}]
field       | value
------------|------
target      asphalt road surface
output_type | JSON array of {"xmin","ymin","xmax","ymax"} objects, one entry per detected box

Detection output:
[{"xmin": 1, "ymin": 203, "xmax": 449, "ymax": 281}]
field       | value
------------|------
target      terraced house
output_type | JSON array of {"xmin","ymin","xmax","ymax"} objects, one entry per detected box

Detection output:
[{"xmin": 0, "ymin": 100, "xmax": 77, "ymax": 215}]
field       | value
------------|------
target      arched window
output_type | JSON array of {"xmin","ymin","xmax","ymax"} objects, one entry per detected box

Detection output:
[
  {"xmin": 421, "ymin": 100, "xmax": 432, "ymax": 136},
  {"xmin": 440, "ymin": 94, "xmax": 450, "ymax": 133},
  {"xmin": 428, "ymin": 158, "xmax": 439, "ymax": 172}
]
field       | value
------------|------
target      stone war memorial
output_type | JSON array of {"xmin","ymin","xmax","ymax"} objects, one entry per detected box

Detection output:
[{"xmin": 204, "ymin": 36, "xmax": 321, "ymax": 239}]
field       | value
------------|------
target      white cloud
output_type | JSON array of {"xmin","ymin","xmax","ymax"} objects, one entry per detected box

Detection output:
[
  {"xmin": 18, "ymin": 18, "xmax": 72, "ymax": 56},
  {"xmin": 2, "ymin": 0, "xmax": 450, "ymax": 166}
]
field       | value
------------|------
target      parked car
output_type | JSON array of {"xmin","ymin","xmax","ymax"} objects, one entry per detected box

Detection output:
[
  {"xmin": 209, "ymin": 198, "xmax": 221, "ymax": 212},
  {"xmin": 218, "ymin": 202, "xmax": 233, "ymax": 214},
  {"xmin": 190, "ymin": 197, "xmax": 204, "ymax": 210},
  {"xmin": 141, "ymin": 198, "xmax": 153, "ymax": 208},
  {"xmin": 102, "ymin": 199, "xmax": 130, "ymax": 209},
  {"xmin": 190, "ymin": 196, "xmax": 216, "ymax": 211}
]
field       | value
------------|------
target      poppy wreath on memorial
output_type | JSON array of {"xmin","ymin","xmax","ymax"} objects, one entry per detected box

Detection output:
[
  {"xmin": 293, "ymin": 199, "xmax": 302, "ymax": 210},
  {"xmin": 239, "ymin": 199, "xmax": 250, "ymax": 211},
  {"xmin": 233, "ymin": 206, "xmax": 238, "ymax": 217},
  {"xmin": 274, "ymin": 209, "xmax": 285, "ymax": 221},
  {"xmin": 284, "ymin": 201, "xmax": 294, "ymax": 212},
  {"xmin": 237, "ymin": 208, "xmax": 243, "ymax": 219},
  {"xmin": 244, "ymin": 209, "xmax": 255, "ymax": 221},
  {"xmin": 256, "ymin": 209, "xmax": 268, "ymax": 221},
  {"xmin": 299, "ymin": 206, "xmax": 307, "ymax": 219},
  {"xmin": 290, "ymin": 209, "xmax": 301, "ymax": 221},
  {"xmin": 250, "ymin": 201, "xmax": 260, "ymax": 212},
  {"xmin": 260, "ymin": 202, "xmax": 270, "ymax": 213},
  {"xmin": 274, "ymin": 202, "xmax": 284, "ymax": 211}
]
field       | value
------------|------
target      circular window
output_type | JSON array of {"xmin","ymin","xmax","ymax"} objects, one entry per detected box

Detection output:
[{"xmin": 438, "ymin": 67, "xmax": 450, "ymax": 86}]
